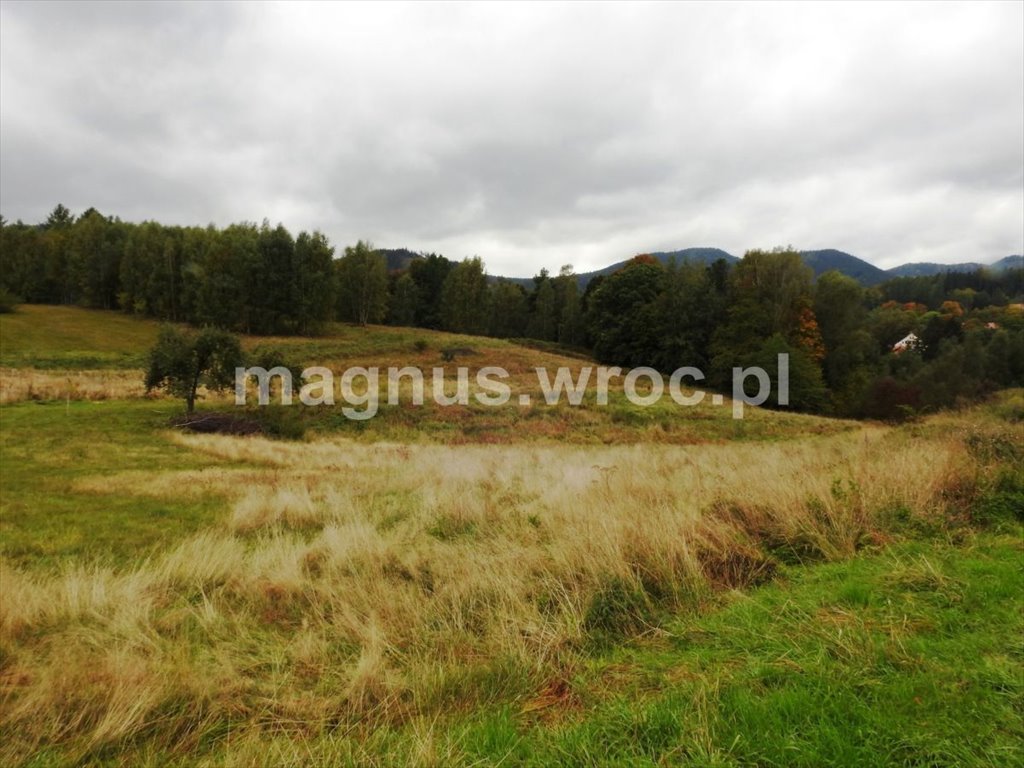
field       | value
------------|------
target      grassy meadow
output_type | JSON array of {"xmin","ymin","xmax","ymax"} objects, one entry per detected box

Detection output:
[{"xmin": 0, "ymin": 306, "xmax": 1022, "ymax": 767}]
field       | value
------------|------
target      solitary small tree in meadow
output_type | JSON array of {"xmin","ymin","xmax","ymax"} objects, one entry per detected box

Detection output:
[{"xmin": 145, "ymin": 326, "xmax": 242, "ymax": 413}]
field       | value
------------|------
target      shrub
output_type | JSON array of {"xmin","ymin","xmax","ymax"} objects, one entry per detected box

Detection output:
[
  {"xmin": 0, "ymin": 287, "xmax": 22, "ymax": 313},
  {"xmin": 250, "ymin": 404, "xmax": 307, "ymax": 439},
  {"xmin": 973, "ymin": 469, "xmax": 1024, "ymax": 526},
  {"xmin": 862, "ymin": 377, "xmax": 923, "ymax": 421},
  {"xmin": 584, "ymin": 576, "xmax": 654, "ymax": 640}
]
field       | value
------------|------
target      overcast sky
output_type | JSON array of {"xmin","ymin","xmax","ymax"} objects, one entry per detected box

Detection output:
[{"xmin": 1, "ymin": 1, "xmax": 1021, "ymax": 275}]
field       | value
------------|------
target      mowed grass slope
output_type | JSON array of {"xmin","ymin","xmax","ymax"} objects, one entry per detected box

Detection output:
[
  {"xmin": 0, "ymin": 305, "xmax": 166, "ymax": 369},
  {"xmin": 0, "ymin": 304, "xmax": 559, "ymax": 369}
]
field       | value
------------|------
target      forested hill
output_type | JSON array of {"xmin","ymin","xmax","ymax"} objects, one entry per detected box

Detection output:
[
  {"xmin": 572, "ymin": 248, "xmax": 738, "ymax": 287},
  {"xmin": 377, "ymin": 248, "xmax": 422, "ymax": 272},
  {"xmin": 888, "ymin": 261, "xmax": 987, "ymax": 278},
  {"xmin": 799, "ymin": 249, "xmax": 889, "ymax": 285},
  {"xmin": 476, "ymin": 248, "xmax": 739, "ymax": 290},
  {"xmin": 405, "ymin": 248, "xmax": 1018, "ymax": 288},
  {"xmin": 888, "ymin": 254, "xmax": 1024, "ymax": 277}
]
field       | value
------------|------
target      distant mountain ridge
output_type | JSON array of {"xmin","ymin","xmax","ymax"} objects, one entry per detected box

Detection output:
[
  {"xmin": 377, "ymin": 248, "xmax": 421, "ymax": 272},
  {"xmin": 887, "ymin": 261, "xmax": 986, "ymax": 278},
  {"xmin": 799, "ymin": 249, "xmax": 890, "ymax": 285},
  {"xmin": 993, "ymin": 255, "xmax": 1024, "ymax": 271},
  {"xmin": 572, "ymin": 247, "xmax": 737, "ymax": 287},
  {"xmin": 888, "ymin": 254, "xmax": 1023, "ymax": 278},
  {"xmin": 381, "ymin": 247, "xmax": 1022, "ymax": 288}
]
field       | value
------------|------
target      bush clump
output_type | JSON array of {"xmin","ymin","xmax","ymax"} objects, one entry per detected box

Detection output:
[
  {"xmin": 584, "ymin": 576, "xmax": 655, "ymax": 640},
  {"xmin": 0, "ymin": 287, "xmax": 23, "ymax": 313}
]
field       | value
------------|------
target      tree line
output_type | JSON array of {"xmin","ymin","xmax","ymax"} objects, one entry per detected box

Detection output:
[
  {"xmin": 0, "ymin": 205, "xmax": 336, "ymax": 334},
  {"xmin": 580, "ymin": 250, "xmax": 1024, "ymax": 418},
  {"xmin": 2, "ymin": 205, "xmax": 1023, "ymax": 418},
  {"xmin": 0, "ymin": 205, "xmax": 586, "ymax": 341}
]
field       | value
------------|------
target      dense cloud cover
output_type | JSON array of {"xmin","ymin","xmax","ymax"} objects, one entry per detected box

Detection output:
[{"xmin": 1, "ymin": 1, "xmax": 1021, "ymax": 274}]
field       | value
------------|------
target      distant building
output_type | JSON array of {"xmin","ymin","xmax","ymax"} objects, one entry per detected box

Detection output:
[{"xmin": 892, "ymin": 332, "xmax": 920, "ymax": 354}]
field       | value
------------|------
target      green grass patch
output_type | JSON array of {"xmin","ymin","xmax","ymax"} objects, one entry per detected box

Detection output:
[
  {"xmin": 0, "ymin": 305, "xmax": 165, "ymax": 368},
  {"xmin": 549, "ymin": 532, "xmax": 1024, "ymax": 767},
  {"xmin": 0, "ymin": 400, "xmax": 243, "ymax": 568}
]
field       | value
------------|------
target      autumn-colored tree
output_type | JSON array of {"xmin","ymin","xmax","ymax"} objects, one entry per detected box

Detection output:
[
  {"xmin": 794, "ymin": 304, "xmax": 826, "ymax": 362},
  {"xmin": 629, "ymin": 254, "xmax": 659, "ymax": 267}
]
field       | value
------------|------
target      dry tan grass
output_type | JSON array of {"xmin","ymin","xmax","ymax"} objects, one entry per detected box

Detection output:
[
  {"xmin": 0, "ymin": 367, "xmax": 151, "ymax": 404},
  {"xmin": 0, "ymin": 418, "xmax": 987, "ymax": 762}
]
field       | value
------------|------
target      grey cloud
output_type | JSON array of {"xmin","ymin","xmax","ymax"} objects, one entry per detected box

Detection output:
[{"xmin": 1, "ymin": 1, "xmax": 1020, "ymax": 276}]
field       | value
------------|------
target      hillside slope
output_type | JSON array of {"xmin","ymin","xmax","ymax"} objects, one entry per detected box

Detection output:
[
  {"xmin": 0, "ymin": 304, "xmax": 852, "ymax": 444},
  {"xmin": 888, "ymin": 254, "xmax": 1023, "ymax": 277},
  {"xmin": 800, "ymin": 249, "xmax": 890, "ymax": 284},
  {"xmin": 574, "ymin": 247, "xmax": 738, "ymax": 287}
]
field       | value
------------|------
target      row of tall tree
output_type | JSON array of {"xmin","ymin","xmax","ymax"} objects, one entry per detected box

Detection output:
[
  {"xmin": 0, "ymin": 206, "xmax": 336, "ymax": 335},
  {"xmin": 392, "ymin": 258, "xmax": 586, "ymax": 344},
  {"xmin": 0, "ymin": 207, "xmax": 589, "ymax": 341}
]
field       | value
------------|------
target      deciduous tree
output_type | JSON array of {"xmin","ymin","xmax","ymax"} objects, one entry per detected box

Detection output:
[
  {"xmin": 292, "ymin": 230, "xmax": 336, "ymax": 334},
  {"xmin": 145, "ymin": 326, "xmax": 242, "ymax": 413},
  {"xmin": 337, "ymin": 240, "xmax": 388, "ymax": 325},
  {"xmin": 440, "ymin": 257, "xmax": 488, "ymax": 334}
]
